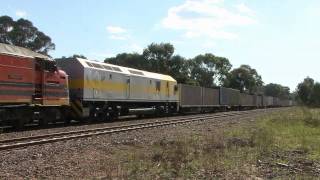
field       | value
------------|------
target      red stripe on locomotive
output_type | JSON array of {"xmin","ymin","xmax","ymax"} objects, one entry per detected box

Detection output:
[{"xmin": 0, "ymin": 51, "xmax": 69, "ymax": 106}]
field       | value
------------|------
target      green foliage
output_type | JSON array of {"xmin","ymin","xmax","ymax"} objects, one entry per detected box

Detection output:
[
  {"xmin": 105, "ymin": 43, "xmax": 232, "ymax": 87},
  {"xmin": 104, "ymin": 45, "xmax": 191, "ymax": 84},
  {"xmin": 0, "ymin": 15, "xmax": 55, "ymax": 55},
  {"xmin": 189, "ymin": 53, "xmax": 232, "ymax": 87},
  {"xmin": 142, "ymin": 42, "xmax": 174, "ymax": 74},
  {"xmin": 105, "ymin": 53, "xmax": 147, "ymax": 70},
  {"xmin": 72, "ymin": 54, "xmax": 87, "ymax": 59},
  {"xmin": 311, "ymin": 83, "xmax": 320, "ymax": 106},
  {"xmin": 264, "ymin": 83, "xmax": 290, "ymax": 99},
  {"xmin": 104, "ymin": 42, "xmax": 296, "ymax": 92},
  {"xmin": 167, "ymin": 55, "xmax": 190, "ymax": 84},
  {"xmin": 297, "ymin": 77, "xmax": 320, "ymax": 106},
  {"xmin": 259, "ymin": 108, "xmax": 320, "ymax": 158},
  {"xmin": 224, "ymin": 65, "xmax": 263, "ymax": 93}
]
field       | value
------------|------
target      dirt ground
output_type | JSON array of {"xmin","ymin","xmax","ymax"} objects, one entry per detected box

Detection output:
[{"xmin": 1, "ymin": 108, "xmax": 315, "ymax": 179}]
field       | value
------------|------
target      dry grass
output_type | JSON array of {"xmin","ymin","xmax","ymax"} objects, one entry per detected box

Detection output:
[{"xmin": 104, "ymin": 107, "xmax": 320, "ymax": 179}]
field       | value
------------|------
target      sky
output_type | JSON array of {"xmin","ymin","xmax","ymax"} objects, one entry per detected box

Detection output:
[{"xmin": 1, "ymin": 0, "xmax": 320, "ymax": 91}]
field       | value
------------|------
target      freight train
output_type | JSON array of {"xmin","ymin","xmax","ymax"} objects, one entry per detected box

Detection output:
[{"xmin": 0, "ymin": 43, "xmax": 293, "ymax": 129}]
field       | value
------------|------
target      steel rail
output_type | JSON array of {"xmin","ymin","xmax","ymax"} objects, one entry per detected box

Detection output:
[
  {"xmin": 0, "ymin": 111, "xmax": 252, "ymax": 144},
  {"xmin": 0, "ymin": 109, "xmax": 273, "ymax": 151}
]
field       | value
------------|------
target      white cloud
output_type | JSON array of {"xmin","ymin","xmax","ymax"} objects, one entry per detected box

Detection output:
[
  {"xmin": 162, "ymin": 0, "xmax": 256, "ymax": 40},
  {"xmin": 106, "ymin": 26, "xmax": 127, "ymax": 34},
  {"xmin": 15, "ymin": 10, "xmax": 27, "ymax": 18},
  {"xmin": 106, "ymin": 26, "xmax": 129, "ymax": 40},
  {"xmin": 235, "ymin": 3, "xmax": 255, "ymax": 15}
]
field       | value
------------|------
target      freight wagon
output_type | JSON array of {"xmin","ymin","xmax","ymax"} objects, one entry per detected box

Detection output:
[
  {"xmin": 0, "ymin": 43, "xmax": 295, "ymax": 129},
  {"xmin": 240, "ymin": 93, "xmax": 256, "ymax": 108},
  {"xmin": 219, "ymin": 87, "xmax": 240, "ymax": 109},
  {"xmin": 263, "ymin": 96, "xmax": 274, "ymax": 107},
  {"xmin": 178, "ymin": 84, "xmax": 220, "ymax": 112},
  {"xmin": 255, "ymin": 95, "xmax": 263, "ymax": 107}
]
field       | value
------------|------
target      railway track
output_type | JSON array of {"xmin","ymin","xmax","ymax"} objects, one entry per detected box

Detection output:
[{"xmin": 0, "ymin": 109, "xmax": 277, "ymax": 151}]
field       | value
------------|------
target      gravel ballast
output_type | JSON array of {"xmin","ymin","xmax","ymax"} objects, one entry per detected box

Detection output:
[{"xmin": 0, "ymin": 109, "xmax": 282, "ymax": 178}]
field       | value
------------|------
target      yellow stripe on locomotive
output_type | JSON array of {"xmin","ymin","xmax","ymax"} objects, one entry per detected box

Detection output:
[{"xmin": 56, "ymin": 57, "xmax": 179, "ymax": 103}]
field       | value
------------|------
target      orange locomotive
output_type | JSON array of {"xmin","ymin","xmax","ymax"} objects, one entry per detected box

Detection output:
[{"xmin": 0, "ymin": 43, "xmax": 69, "ymax": 128}]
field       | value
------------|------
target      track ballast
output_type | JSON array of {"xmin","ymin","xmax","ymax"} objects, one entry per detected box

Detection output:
[{"xmin": 0, "ymin": 109, "xmax": 279, "ymax": 151}]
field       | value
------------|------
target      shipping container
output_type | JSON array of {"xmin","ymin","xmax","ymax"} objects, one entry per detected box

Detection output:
[
  {"xmin": 179, "ymin": 84, "xmax": 202, "ymax": 107},
  {"xmin": 273, "ymin": 97, "xmax": 280, "ymax": 106},
  {"xmin": 255, "ymin": 95, "xmax": 263, "ymax": 107},
  {"xmin": 219, "ymin": 87, "xmax": 240, "ymax": 106},
  {"xmin": 202, "ymin": 87, "xmax": 220, "ymax": 106},
  {"xmin": 240, "ymin": 93, "xmax": 255, "ymax": 106},
  {"xmin": 263, "ymin": 96, "xmax": 273, "ymax": 107}
]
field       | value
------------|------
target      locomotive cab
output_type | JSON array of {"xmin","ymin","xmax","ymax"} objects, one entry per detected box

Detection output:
[
  {"xmin": 0, "ymin": 43, "xmax": 70, "ymax": 128},
  {"xmin": 33, "ymin": 58, "xmax": 69, "ymax": 106}
]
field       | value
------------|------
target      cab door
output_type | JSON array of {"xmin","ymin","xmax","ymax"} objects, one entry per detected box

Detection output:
[
  {"xmin": 33, "ymin": 60, "xmax": 45, "ymax": 105},
  {"xmin": 125, "ymin": 75, "xmax": 130, "ymax": 99},
  {"xmin": 43, "ymin": 70, "xmax": 61, "ymax": 105},
  {"xmin": 34, "ymin": 59, "xmax": 64, "ymax": 105},
  {"xmin": 166, "ymin": 81, "xmax": 170, "ymax": 100}
]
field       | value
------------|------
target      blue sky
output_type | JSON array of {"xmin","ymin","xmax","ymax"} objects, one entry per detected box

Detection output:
[{"xmin": 1, "ymin": 0, "xmax": 320, "ymax": 91}]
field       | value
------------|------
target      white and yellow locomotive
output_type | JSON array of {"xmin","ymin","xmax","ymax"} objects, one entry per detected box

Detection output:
[{"xmin": 56, "ymin": 57, "xmax": 179, "ymax": 120}]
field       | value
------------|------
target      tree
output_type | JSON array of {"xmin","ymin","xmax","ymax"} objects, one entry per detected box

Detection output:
[
  {"xmin": 189, "ymin": 53, "xmax": 232, "ymax": 87},
  {"xmin": 105, "ymin": 53, "xmax": 148, "ymax": 70},
  {"xmin": 0, "ymin": 15, "xmax": 55, "ymax": 55},
  {"xmin": 167, "ymin": 55, "xmax": 191, "ymax": 84},
  {"xmin": 311, "ymin": 83, "xmax": 320, "ymax": 106},
  {"xmin": 72, "ymin": 54, "xmax": 87, "ymax": 59},
  {"xmin": 142, "ymin": 43, "xmax": 174, "ymax": 74},
  {"xmin": 297, "ymin": 77, "xmax": 315, "ymax": 105},
  {"xmin": 224, "ymin": 65, "xmax": 263, "ymax": 93},
  {"xmin": 264, "ymin": 83, "xmax": 290, "ymax": 99}
]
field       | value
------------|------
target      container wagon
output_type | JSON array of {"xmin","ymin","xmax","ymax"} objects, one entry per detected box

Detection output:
[
  {"xmin": 240, "ymin": 93, "xmax": 255, "ymax": 109},
  {"xmin": 178, "ymin": 84, "xmax": 220, "ymax": 112},
  {"xmin": 219, "ymin": 87, "xmax": 240, "ymax": 110}
]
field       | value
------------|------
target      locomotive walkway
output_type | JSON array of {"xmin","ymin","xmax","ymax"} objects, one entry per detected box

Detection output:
[{"xmin": 0, "ymin": 109, "xmax": 281, "ymax": 151}]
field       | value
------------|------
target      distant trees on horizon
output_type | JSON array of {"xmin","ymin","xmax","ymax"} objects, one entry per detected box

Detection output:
[{"xmin": 0, "ymin": 15, "xmax": 305, "ymax": 103}]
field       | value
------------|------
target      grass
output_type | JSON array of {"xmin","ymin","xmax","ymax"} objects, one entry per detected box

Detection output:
[
  {"xmin": 256, "ymin": 107, "xmax": 320, "ymax": 159},
  {"xmin": 108, "ymin": 107, "xmax": 320, "ymax": 179}
]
